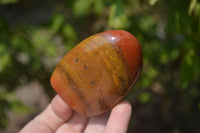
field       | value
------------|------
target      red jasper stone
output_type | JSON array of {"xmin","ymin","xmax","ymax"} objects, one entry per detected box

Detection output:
[{"xmin": 51, "ymin": 30, "xmax": 143, "ymax": 116}]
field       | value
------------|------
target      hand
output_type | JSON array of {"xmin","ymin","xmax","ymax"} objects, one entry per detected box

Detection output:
[{"xmin": 20, "ymin": 95, "xmax": 132, "ymax": 133}]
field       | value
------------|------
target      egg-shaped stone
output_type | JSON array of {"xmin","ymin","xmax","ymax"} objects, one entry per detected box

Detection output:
[{"xmin": 51, "ymin": 30, "xmax": 143, "ymax": 116}]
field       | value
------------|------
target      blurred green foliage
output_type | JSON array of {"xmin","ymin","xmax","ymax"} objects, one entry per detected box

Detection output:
[
  {"xmin": 0, "ymin": 0, "xmax": 18, "ymax": 5},
  {"xmin": 0, "ymin": 0, "xmax": 200, "ymax": 132}
]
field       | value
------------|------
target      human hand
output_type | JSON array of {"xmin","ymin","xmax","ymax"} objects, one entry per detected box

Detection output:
[{"xmin": 20, "ymin": 95, "xmax": 132, "ymax": 133}]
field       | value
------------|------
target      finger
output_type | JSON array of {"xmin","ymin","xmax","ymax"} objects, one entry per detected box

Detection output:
[
  {"xmin": 84, "ymin": 112, "xmax": 110, "ymax": 133},
  {"xmin": 104, "ymin": 100, "xmax": 132, "ymax": 133},
  {"xmin": 34, "ymin": 95, "xmax": 73, "ymax": 131},
  {"xmin": 20, "ymin": 95, "xmax": 73, "ymax": 133},
  {"xmin": 56, "ymin": 112, "xmax": 88, "ymax": 133}
]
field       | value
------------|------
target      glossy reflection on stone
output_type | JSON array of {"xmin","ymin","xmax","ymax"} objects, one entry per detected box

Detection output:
[{"xmin": 51, "ymin": 30, "xmax": 143, "ymax": 116}]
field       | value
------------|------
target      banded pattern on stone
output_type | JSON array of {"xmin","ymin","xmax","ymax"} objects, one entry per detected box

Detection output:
[{"xmin": 51, "ymin": 30, "xmax": 143, "ymax": 116}]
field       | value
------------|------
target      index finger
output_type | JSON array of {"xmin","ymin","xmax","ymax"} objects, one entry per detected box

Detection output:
[
  {"xmin": 20, "ymin": 95, "xmax": 73, "ymax": 133},
  {"xmin": 104, "ymin": 100, "xmax": 132, "ymax": 133}
]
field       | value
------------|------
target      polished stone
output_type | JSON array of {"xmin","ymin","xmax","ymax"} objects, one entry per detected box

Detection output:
[{"xmin": 51, "ymin": 30, "xmax": 143, "ymax": 116}]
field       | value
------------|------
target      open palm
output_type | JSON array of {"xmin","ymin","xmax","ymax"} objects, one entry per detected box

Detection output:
[{"xmin": 20, "ymin": 95, "xmax": 132, "ymax": 133}]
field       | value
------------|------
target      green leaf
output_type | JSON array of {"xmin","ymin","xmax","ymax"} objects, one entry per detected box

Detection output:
[
  {"xmin": 170, "ymin": 48, "xmax": 180, "ymax": 60},
  {"xmin": 159, "ymin": 48, "xmax": 180, "ymax": 65},
  {"xmin": 0, "ymin": 110, "xmax": 8, "ymax": 129},
  {"xmin": 62, "ymin": 23, "xmax": 77, "ymax": 41},
  {"xmin": 94, "ymin": 0, "xmax": 104, "ymax": 15},
  {"xmin": 159, "ymin": 51, "xmax": 169, "ymax": 65},
  {"xmin": 188, "ymin": 0, "xmax": 197, "ymax": 15},
  {"xmin": 11, "ymin": 34, "xmax": 32, "ymax": 54},
  {"xmin": 46, "ymin": 45, "xmax": 57, "ymax": 57},
  {"xmin": 73, "ymin": 0, "xmax": 93, "ymax": 17},
  {"xmin": 31, "ymin": 29, "xmax": 51, "ymax": 49},
  {"xmin": 139, "ymin": 15, "xmax": 155, "ymax": 33},
  {"xmin": 167, "ymin": 0, "xmax": 191, "ymax": 34},
  {"xmin": 108, "ymin": 0, "xmax": 128, "ymax": 29},
  {"xmin": 10, "ymin": 101, "xmax": 32, "ymax": 114},
  {"xmin": 0, "ymin": 0, "xmax": 18, "ymax": 5},
  {"xmin": 180, "ymin": 49, "xmax": 200, "ymax": 88},
  {"xmin": 139, "ymin": 92, "xmax": 151, "ymax": 103},
  {"xmin": 194, "ymin": 3, "xmax": 200, "ymax": 16},
  {"xmin": 0, "ymin": 91, "xmax": 32, "ymax": 115},
  {"xmin": 50, "ymin": 13, "xmax": 65, "ymax": 34},
  {"xmin": 0, "ymin": 91, "xmax": 17, "ymax": 102},
  {"xmin": 31, "ymin": 28, "xmax": 57, "ymax": 57},
  {"xmin": 149, "ymin": 0, "xmax": 159, "ymax": 6},
  {"xmin": 0, "ymin": 44, "xmax": 11, "ymax": 72},
  {"xmin": 62, "ymin": 23, "xmax": 77, "ymax": 50},
  {"xmin": 140, "ymin": 59, "xmax": 158, "ymax": 88}
]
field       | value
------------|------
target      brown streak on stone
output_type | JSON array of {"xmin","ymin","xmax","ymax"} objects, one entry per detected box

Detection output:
[
  {"xmin": 73, "ymin": 58, "xmax": 79, "ymax": 63},
  {"xmin": 84, "ymin": 64, "xmax": 88, "ymax": 69},
  {"xmin": 98, "ymin": 89, "xmax": 110, "ymax": 110},
  {"xmin": 91, "ymin": 81, "xmax": 96, "ymax": 85},
  {"xmin": 57, "ymin": 64, "xmax": 90, "ymax": 109}
]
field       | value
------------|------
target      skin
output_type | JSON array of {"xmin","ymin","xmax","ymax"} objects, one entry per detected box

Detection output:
[{"xmin": 20, "ymin": 95, "xmax": 132, "ymax": 133}]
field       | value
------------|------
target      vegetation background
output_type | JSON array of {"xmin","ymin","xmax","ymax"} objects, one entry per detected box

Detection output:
[{"xmin": 0, "ymin": 0, "xmax": 200, "ymax": 132}]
